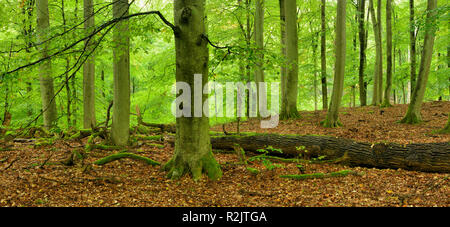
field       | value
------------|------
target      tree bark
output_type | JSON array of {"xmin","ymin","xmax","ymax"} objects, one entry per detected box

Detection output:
[
  {"xmin": 279, "ymin": 0, "xmax": 288, "ymax": 116},
  {"xmin": 162, "ymin": 0, "xmax": 222, "ymax": 181},
  {"xmin": 253, "ymin": 0, "xmax": 265, "ymax": 118},
  {"xmin": 400, "ymin": 0, "xmax": 437, "ymax": 124},
  {"xmin": 322, "ymin": 0, "xmax": 346, "ymax": 127},
  {"xmin": 280, "ymin": 0, "xmax": 299, "ymax": 119},
  {"xmin": 409, "ymin": 0, "xmax": 417, "ymax": 96},
  {"xmin": 357, "ymin": 0, "xmax": 367, "ymax": 106},
  {"xmin": 369, "ymin": 0, "xmax": 383, "ymax": 106},
  {"xmin": 320, "ymin": 0, "xmax": 328, "ymax": 110},
  {"xmin": 36, "ymin": 0, "xmax": 57, "ymax": 129},
  {"xmin": 83, "ymin": 0, "xmax": 96, "ymax": 129},
  {"xmin": 382, "ymin": 0, "xmax": 393, "ymax": 107},
  {"xmin": 210, "ymin": 133, "xmax": 450, "ymax": 173},
  {"xmin": 111, "ymin": 0, "xmax": 130, "ymax": 146}
]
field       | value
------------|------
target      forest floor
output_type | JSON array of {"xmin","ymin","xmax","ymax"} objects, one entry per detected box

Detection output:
[{"xmin": 0, "ymin": 101, "xmax": 448, "ymax": 207}]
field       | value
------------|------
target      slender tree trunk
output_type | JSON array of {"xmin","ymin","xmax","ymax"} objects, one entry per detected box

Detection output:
[
  {"xmin": 254, "ymin": 0, "xmax": 265, "ymax": 117},
  {"xmin": 409, "ymin": 0, "xmax": 417, "ymax": 96},
  {"xmin": 111, "ymin": 0, "xmax": 130, "ymax": 145},
  {"xmin": 376, "ymin": 0, "xmax": 383, "ymax": 103},
  {"xmin": 313, "ymin": 32, "xmax": 318, "ymax": 111},
  {"xmin": 245, "ymin": 0, "xmax": 252, "ymax": 117},
  {"xmin": 163, "ymin": 0, "xmax": 222, "ymax": 181},
  {"xmin": 279, "ymin": 0, "xmax": 288, "ymax": 115},
  {"xmin": 281, "ymin": 0, "xmax": 299, "ymax": 119},
  {"xmin": 320, "ymin": 0, "xmax": 328, "ymax": 110},
  {"xmin": 358, "ymin": 0, "xmax": 367, "ymax": 106},
  {"xmin": 382, "ymin": 0, "xmax": 393, "ymax": 107},
  {"xmin": 322, "ymin": 0, "xmax": 346, "ymax": 128},
  {"xmin": 22, "ymin": 0, "xmax": 34, "ymax": 117},
  {"xmin": 400, "ymin": 0, "xmax": 437, "ymax": 124},
  {"xmin": 72, "ymin": 0, "xmax": 79, "ymax": 127},
  {"xmin": 83, "ymin": 0, "xmax": 96, "ymax": 129},
  {"xmin": 36, "ymin": 0, "xmax": 57, "ymax": 129},
  {"xmin": 369, "ymin": 0, "xmax": 383, "ymax": 106},
  {"xmin": 61, "ymin": 0, "xmax": 72, "ymax": 128}
]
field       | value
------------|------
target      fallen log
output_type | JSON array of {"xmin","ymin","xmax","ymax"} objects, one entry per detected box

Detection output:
[{"xmin": 210, "ymin": 133, "xmax": 450, "ymax": 173}]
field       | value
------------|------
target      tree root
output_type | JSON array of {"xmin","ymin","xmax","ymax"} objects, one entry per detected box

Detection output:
[
  {"xmin": 280, "ymin": 170, "xmax": 364, "ymax": 180},
  {"xmin": 93, "ymin": 152, "xmax": 160, "ymax": 166}
]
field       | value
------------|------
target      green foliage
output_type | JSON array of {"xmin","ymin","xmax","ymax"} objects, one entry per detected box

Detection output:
[{"xmin": 0, "ymin": 0, "xmax": 447, "ymax": 131}]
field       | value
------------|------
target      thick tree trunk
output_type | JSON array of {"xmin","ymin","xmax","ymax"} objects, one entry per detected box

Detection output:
[
  {"xmin": 400, "ymin": 0, "xmax": 437, "ymax": 124},
  {"xmin": 83, "ymin": 0, "xmax": 96, "ymax": 129},
  {"xmin": 382, "ymin": 0, "xmax": 393, "ymax": 107},
  {"xmin": 111, "ymin": 0, "xmax": 130, "ymax": 146},
  {"xmin": 320, "ymin": 0, "xmax": 328, "ymax": 110},
  {"xmin": 210, "ymin": 133, "xmax": 450, "ymax": 173},
  {"xmin": 36, "ymin": 0, "xmax": 57, "ymax": 129},
  {"xmin": 322, "ymin": 0, "xmax": 346, "ymax": 127},
  {"xmin": 357, "ymin": 0, "xmax": 367, "ymax": 106},
  {"xmin": 281, "ymin": 0, "xmax": 299, "ymax": 119},
  {"xmin": 162, "ymin": 0, "xmax": 221, "ymax": 181}
]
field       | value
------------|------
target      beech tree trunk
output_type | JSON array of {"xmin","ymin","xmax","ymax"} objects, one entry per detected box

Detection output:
[
  {"xmin": 83, "ymin": 0, "xmax": 96, "ymax": 129},
  {"xmin": 369, "ymin": 0, "xmax": 383, "ymax": 106},
  {"xmin": 280, "ymin": 0, "xmax": 299, "ymax": 119},
  {"xmin": 254, "ymin": 0, "xmax": 265, "ymax": 117},
  {"xmin": 401, "ymin": 0, "xmax": 437, "ymax": 124},
  {"xmin": 322, "ymin": 0, "xmax": 346, "ymax": 127},
  {"xmin": 162, "ymin": 0, "xmax": 222, "ymax": 181},
  {"xmin": 320, "ymin": 0, "xmax": 328, "ymax": 110},
  {"xmin": 357, "ymin": 0, "xmax": 367, "ymax": 106},
  {"xmin": 382, "ymin": 0, "xmax": 393, "ymax": 107},
  {"xmin": 36, "ymin": 0, "xmax": 57, "ymax": 129},
  {"xmin": 279, "ymin": 0, "xmax": 287, "ymax": 116},
  {"xmin": 111, "ymin": 0, "xmax": 130, "ymax": 146},
  {"xmin": 409, "ymin": 0, "xmax": 417, "ymax": 96},
  {"xmin": 210, "ymin": 133, "xmax": 450, "ymax": 173}
]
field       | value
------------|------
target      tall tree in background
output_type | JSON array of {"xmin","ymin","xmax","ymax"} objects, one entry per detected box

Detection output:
[
  {"xmin": 400, "ymin": 0, "xmax": 437, "ymax": 124},
  {"xmin": 280, "ymin": 0, "xmax": 299, "ymax": 119},
  {"xmin": 163, "ymin": 0, "xmax": 222, "ymax": 180},
  {"xmin": 83, "ymin": 0, "xmax": 96, "ymax": 128},
  {"xmin": 36, "ymin": 0, "xmax": 57, "ymax": 129},
  {"xmin": 322, "ymin": 0, "xmax": 346, "ymax": 128},
  {"xmin": 409, "ymin": 0, "xmax": 417, "ymax": 97},
  {"xmin": 382, "ymin": 0, "xmax": 393, "ymax": 107},
  {"xmin": 111, "ymin": 0, "xmax": 130, "ymax": 146},
  {"xmin": 369, "ymin": 0, "xmax": 383, "ymax": 105},
  {"xmin": 254, "ymin": 0, "xmax": 264, "ymax": 117},
  {"xmin": 279, "ymin": 0, "xmax": 287, "ymax": 116},
  {"xmin": 320, "ymin": 0, "xmax": 328, "ymax": 110},
  {"xmin": 357, "ymin": 0, "xmax": 367, "ymax": 106}
]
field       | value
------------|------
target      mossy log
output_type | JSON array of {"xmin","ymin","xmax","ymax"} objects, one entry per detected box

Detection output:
[
  {"xmin": 94, "ymin": 152, "xmax": 160, "ymax": 166},
  {"xmin": 210, "ymin": 133, "xmax": 450, "ymax": 173},
  {"xmin": 280, "ymin": 170, "xmax": 363, "ymax": 180}
]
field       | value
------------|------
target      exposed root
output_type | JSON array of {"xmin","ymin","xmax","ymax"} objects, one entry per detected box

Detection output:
[{"xmin": 94, "ymin": 152, "xmax": 160, "ymax": 166}]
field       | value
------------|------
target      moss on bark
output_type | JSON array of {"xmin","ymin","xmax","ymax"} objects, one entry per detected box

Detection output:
[
  {"xmin": 280, "ymin": 170, "xmax": 363, "ymax": 180},
  {"xmin": 94, "ymin": 152, "xmax": 160, "ymax": 166}
]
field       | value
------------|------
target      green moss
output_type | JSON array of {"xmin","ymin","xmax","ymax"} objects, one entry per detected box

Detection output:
[
  {"xmin": 94, "ymin": 152, "xmax": 160, "ymax": 166},
  {"xmin": 280, "ymin": 170, "xmax": 362, "ymax": 180},
  {"xmin": 163, "ymin": 151, "xmax": 222, "ymax": 181},
  {"xmin": 147, "ymin": 143, "xmax": 165, "ymax": 149},
  {"xmin": 246, "ymin": 167, "xmax": 259, "ymax": 175}
]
